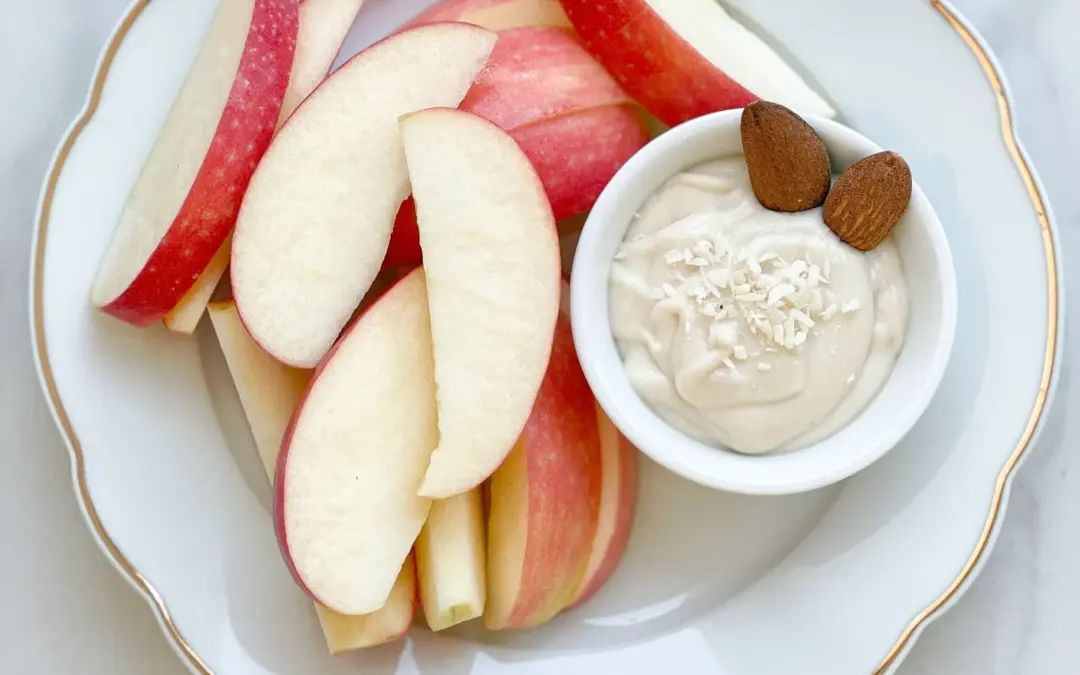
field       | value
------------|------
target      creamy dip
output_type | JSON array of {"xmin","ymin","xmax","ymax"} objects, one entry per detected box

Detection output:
[{"xmin": 610, "ymin": 157, "xmax": 909, "ymax": 455}]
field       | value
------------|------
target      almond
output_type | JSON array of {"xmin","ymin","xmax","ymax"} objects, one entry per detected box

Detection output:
[
  {"xmin": 823, "ymin": 151, "xmax": 912, "ymax": 251},
  {"xmin": 741, "ymin": 101, "xmax": 831, "ymax": 212}
]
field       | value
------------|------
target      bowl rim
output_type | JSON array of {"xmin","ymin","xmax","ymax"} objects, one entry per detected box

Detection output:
[{"xmin": 570, "ymin": 108, "xmax": 959, "ymax": 495}]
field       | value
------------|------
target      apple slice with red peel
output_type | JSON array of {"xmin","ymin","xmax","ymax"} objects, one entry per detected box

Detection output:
[
  {"xmin": 558, "ymin": 0, "xmax": 835, "ymax": 126},
  {"xmin": 484, "ymin": 312, "xmax": 602, "ymax": 629},
  {"xmin": 315, "ymin": 554, "xmax": 418, "ymax": 653},
  {"xmin": 400, "ymin": 108, "xmax": 560, "ymax": 499},
  {"xmin": 274, "ymin": 269, "xmax": 438, "ymax": 615},
  {"xmin": 566, "ymin": 406, "xmax": 638, "ymax": 609},
  {"xmin": 207, "ymin": 298, "xmax": 418, "ymax": 652},
  {"xmin": 512, "ymin": 104, "xmax": 649, "ymax": 220},
  {"xmin": 405, "ymin": 0, "xmax": 570, "ymax": 31},
  {"xmin": 415, "ymin": 489, "xmax": 487, "ymax": 631},
  {"xmin": 458, "ymin": 26, "xmax": 632, "ymax": 130},
  {"xmin": 91, "ymin": 0, "xmax": 297, "ymax": 327},
  {"xmin": 164, "ymin": 0, "xmax": 366, "ymax": 334},
  {"xmin": 231, "ymin": 24, "xmax": 496, "ymax": 368},
  {"xmin": 164, "ymin": 235, "xmax": 234, "ymax": 334}
]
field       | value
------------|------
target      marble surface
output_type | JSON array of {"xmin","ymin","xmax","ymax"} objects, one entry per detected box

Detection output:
[{"xmin": 0, "ymin": 0, "xmax": 1074, "ymax": 673}]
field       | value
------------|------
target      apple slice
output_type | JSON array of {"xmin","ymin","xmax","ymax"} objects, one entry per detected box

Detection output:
[
  {"xmin": 315, "ymin": 554, "xmax": 418, "ymax": 653},
  {"xmin": 231, "ymin": 24, "xmax": 496, "ymax": 368},
  {"xmin": 275, "ymin": 268, "xmax": 438, "ymax": 615},
  {"xmin": 382, "ymin": 25, "xmax": 649, "ymax": 267},
  {"xmin": 405, "ymin": 0, "xmax": 571, "ymax": 31},
  {"xmin": 207, "ymin": 298, "xmax": 310, "ymax": 479},
  {"xmin": 400, "ymin": 108, "xmax": 560, "ymax": 499},
  {"xmin": 558, "ymin": 0, "xmax": 835, "ymax": 126},
  {"xmin": 207, "ymin": 298, "xmax": 418, "ymax": 652},
  {"xmin": 485, "ymin": 312, "xmax": 602, "ymax": 629},
  {"xmin": 91, "ymin": 0, "xmax": 297, "ymax": 326},
  {"xmin": 566, "ymin": 407, "xmax": 638, "ymax": 608},
  {"xmin": 458, "ymin": 26, "xmax": 648, "ymax": 223},
  {"xmin": 281, "ymin": 0, "xmax": 366, "ymax": 122},
  {"xmin": 163, "ymin": 0, "xmax": 366, "ymax": 334},
  {"xmin": 415, "ymin": 489, "xmax": 487, "ymax": 631}
]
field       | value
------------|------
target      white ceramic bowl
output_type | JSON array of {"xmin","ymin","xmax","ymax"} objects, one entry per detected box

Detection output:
[{"xmin": 571, "ymin": 109, "xmax": 958, "ymax": 496}]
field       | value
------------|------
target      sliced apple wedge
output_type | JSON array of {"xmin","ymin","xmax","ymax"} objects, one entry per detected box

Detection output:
[
  {"xmin": 485, "ymin": 312, "xmax": 602, "ymax": 629},
  {"xmin": 91, "ymin": 0, "xmax": 297, "ymax": 326},
  {"xmin": 567, "ymin": 407, "xmax": 638, "ymax": 609},
  {"xmin": 208, "ymin": 298, "xmax": 418, "ymax": 652},
  {"xmin": 558, "ymin": 0, "xmax": 835, "ymax": 126},
  {"xmin": 400, "ymin": 108, "xmax": 560, "ymax": 499},
  {"xmin": 459, "ymin": 27, "xmax": 649, "ymax": 221},
  {"xmin": 458, "ymin": 26, "xmax": 630, "ymax": 130},
  {"xmin": 415, "ymin": 489, "xmax": 487, "ymax": 631},
  {"xmin": 511, "ymin": 103, "xmax": 649, "ymax": 221},
  {"xmin": 315, "ymin": 554, "xmax": 418, "ymax": 654},
  {"xmin": 281, "ymin": 0, "xmax": 366, "ymax": 122},
  {"xmin": 163, "ymin": 0, "xmax": 366, "ymax": 334},
  {"xmin": 231, "ymin": 24, "xmax": 496, "ymax": 368},
  {"xmin": 275, "ymin": 269, "xmax": 438, "ymax": 615},
  {"xmin": 207, "ymin": 298, "xmax": 311, "ymax": 480}
]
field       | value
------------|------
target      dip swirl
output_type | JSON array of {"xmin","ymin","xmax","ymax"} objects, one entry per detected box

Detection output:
[{"xmin": 610, "ymin": 157, "xmax": 909, "ymax": 455}]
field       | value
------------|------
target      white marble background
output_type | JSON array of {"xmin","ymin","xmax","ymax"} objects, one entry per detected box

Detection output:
[{"xmin": 0, "ymin": 1, "xmax": 1074, "ymax": 673}]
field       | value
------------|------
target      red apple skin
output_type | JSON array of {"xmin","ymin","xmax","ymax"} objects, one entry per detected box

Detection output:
[
  {"xmin": 556, "ymin": 0, "xmax": 758, "ymax": 127},
  {"xmin": 382, "ymin": 26, "xmax": 647, "ymax": 266},
  {"xmin": 98, "ymin": 0, "xmax": 298, "ymax": 326},
  {"xmin": 513, "ymin": 104, "xmax": 648, "ymax": 220},
  {"xmin": 383, "ymin": 198, "xmax": 422, "ymax": 269}
]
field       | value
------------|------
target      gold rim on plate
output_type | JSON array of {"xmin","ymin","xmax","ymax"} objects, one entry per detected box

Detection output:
[{"xmin": 29, "ymin": 2, "xmax": 1060, "ymax": 674}]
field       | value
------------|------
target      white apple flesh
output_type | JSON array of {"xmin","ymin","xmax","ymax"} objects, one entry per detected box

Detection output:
[
  {"xmin": 400, "ymin": 108, "xmax": 561, "ymax": 499},
  {"xmin": 281, "ymin": 0, "xmax": 366, "ymax": 122},
  {"xmin": 92, "ymin": 0, "xmax": 297, "ymax": 326},
  {"xmin": 274, "ymin": 268, "xmax": 438, "ymax": 615},
  {"xmin": 315, "ymin": 554, "xmax": 418, "ymax": 653},
  {"xmin": 231, "ymin": 23, "xmax": 496, "ymax": 368},
  {"xmin": 415, "ymin": 489, "xmax": 487, "ymax": 631},
  {"xmin": 207, "ymin": 298, "xmax": 311, "ymax": 481}
]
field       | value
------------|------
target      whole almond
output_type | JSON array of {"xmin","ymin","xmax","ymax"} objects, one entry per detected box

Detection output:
[
  {"xmin": 823, "ymin": 151, "xmax": 912, "ymax": 251},
  {"xmin": 741, "ymin": 101, "xmax": 831, "ymax": 212}
]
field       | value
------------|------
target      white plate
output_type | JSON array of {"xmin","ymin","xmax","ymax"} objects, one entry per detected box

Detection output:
[{"xmin": 30, "ymin": 1, "xmax": 1063, "ymax": 674}]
